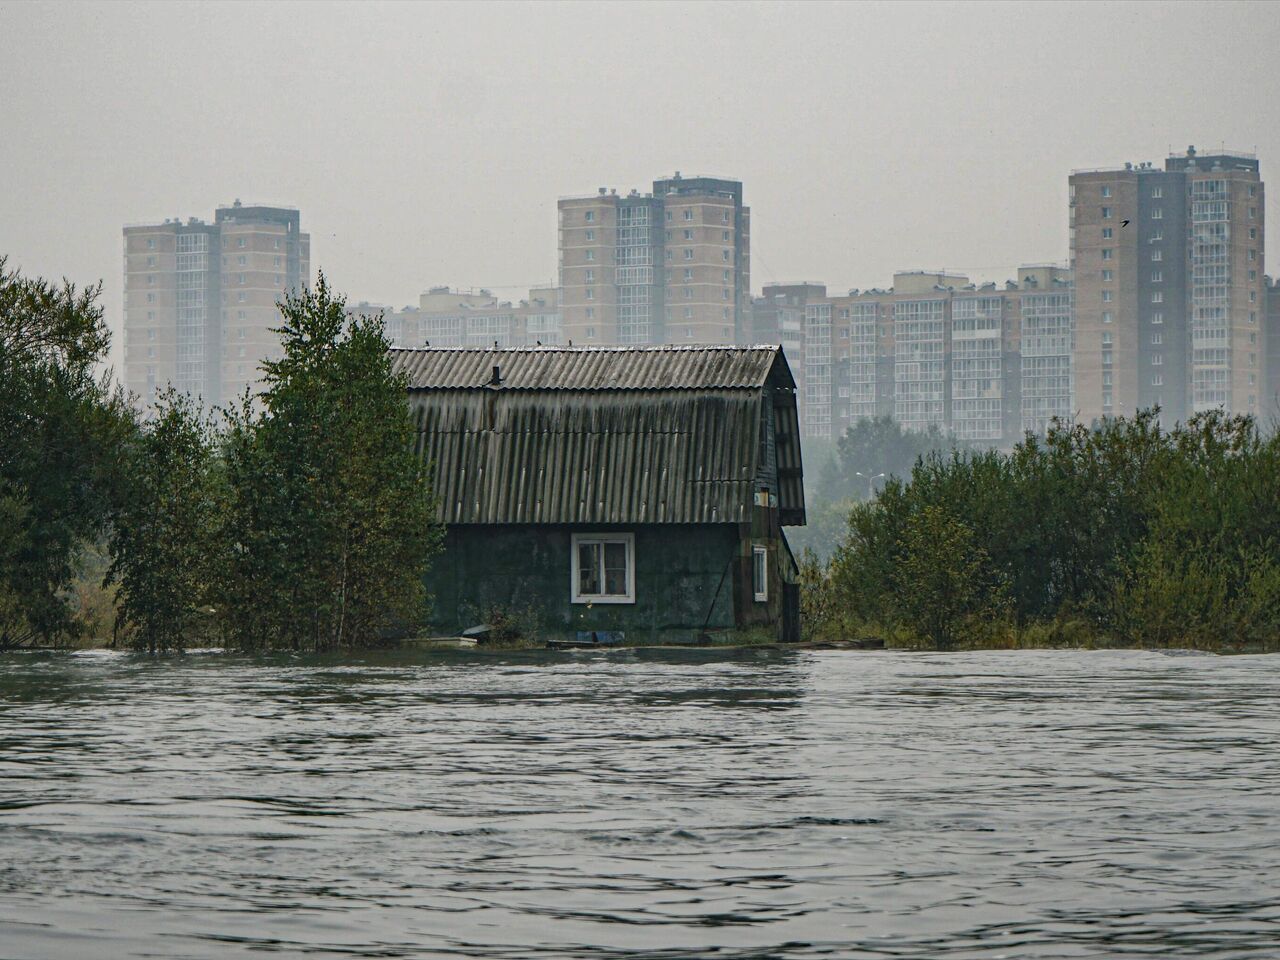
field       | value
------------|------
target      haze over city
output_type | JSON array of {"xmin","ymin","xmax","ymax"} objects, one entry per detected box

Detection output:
[{"xmin": 3, "ymin": 0, "xmax": 1279, "ymax": 376}]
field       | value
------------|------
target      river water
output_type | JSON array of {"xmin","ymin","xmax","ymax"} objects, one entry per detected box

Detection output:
[{"xmin": 1, "ymin": 648, "xmax": 1278, "ymax": 959}]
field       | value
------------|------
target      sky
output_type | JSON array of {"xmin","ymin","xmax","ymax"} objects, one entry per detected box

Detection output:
[{"xmin": 2, "ymin": 0, "xmax": 1278, "ymax": 375}]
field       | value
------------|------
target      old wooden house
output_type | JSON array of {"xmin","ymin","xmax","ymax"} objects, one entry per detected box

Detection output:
[{"xmin": 391, "ymin": 344, "xmax": 806, "ymax": 644}]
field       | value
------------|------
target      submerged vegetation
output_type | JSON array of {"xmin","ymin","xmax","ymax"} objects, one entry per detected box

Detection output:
[
  {"xmin": 1, "ymin": 260, "xmax": 441, "ymax": 652},
  {"xmin": 803, "ymin": 411, "xmax": 1280, "ymax": 652}
]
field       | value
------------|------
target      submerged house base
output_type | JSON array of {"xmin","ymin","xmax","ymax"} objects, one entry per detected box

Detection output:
[{"xmin": 393, "ymin": 345, "xmax": 806, "ymax": 644}]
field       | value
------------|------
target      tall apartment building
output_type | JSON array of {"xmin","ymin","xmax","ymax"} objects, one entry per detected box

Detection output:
[
  {"xmin": 558, "ymin": 173, "xmax": 749, "ymax": 346},
  {"xmin": 349, "ymin": 286, "xmax": 562, "ymax": 349},
  {"xmin": 1070, "ymin": 147, "xmax": 1264, "ymax": 424},
  {"xmin": 798, "ymin": 266, "xmax": 1073, "ymax": 445},
  {"xmin": 123, "ymin": 201, "xmax": 310, "ymax": 408}
]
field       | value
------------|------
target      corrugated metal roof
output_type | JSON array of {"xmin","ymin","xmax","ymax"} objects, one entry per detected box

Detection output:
[
  {"xmin": 391, "ymin": 344, "xmax": 793, "ymax": 392},
  {"xmin": 410, "ymin": 390, "xmax": 761, "ymax": 524},
  {"xmin": 398, "ymin": 345, "xmax": 805, "ymax": 526}
]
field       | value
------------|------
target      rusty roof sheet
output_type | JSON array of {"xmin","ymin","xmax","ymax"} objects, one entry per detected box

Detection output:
[{"xmin": 391, "ymin": 344, "xmax": 792, "ymax": 392}]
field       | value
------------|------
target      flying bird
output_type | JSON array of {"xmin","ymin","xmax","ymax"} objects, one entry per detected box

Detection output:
[{"xmin": 1121, "ymin": 219, "xmax": 1131, "ymax": 227}]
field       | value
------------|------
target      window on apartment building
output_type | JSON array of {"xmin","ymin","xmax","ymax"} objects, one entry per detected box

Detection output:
[
  {"xmin": 1251, "ymin": 332, "xmax": 1258, "ymax": 344},
  {"xmin": 665, "ymin": 250, "xmax": 672, "ymax": 260},
  {"xmin": 237, "ymin": 292, "xmax": 246, "ymax": 302},
  {"xmin": 1102, "ymin": 248, "xmax": 1113, "ymax": 260},
  {"xmin": 585, "ymin": 210, "xmax": 595, "ymax": 222},
  {"xmin": 722, "ymin": 307, "xmax": 730, "ymax": 320},
  {"xmin": 1152, "ymin": 186, "xmax": 1163, "ymax": 199},
  {"xmin": 683, "ymin": 287, "xmax": 692, "ymax": 299},
  {"xmin": 1249, "ymin": 185, "xmax": 1258, "ymax": 197},
  {"xmin": 585, "ymin": 250, "xmax": 594, "ymax": 261},
  {"xmin": 1250, "ymin": 270, "xmax": 1258, "ymax": 282},
  {"xmin": 146, "ymin": 275, "xmax": 154, "ymax": 285},
  {"xmin": 237, "ymin": 238, "xmax": 246, "ymax": 248},
  {"xmin": 586, "ymin": 288, "xmax": 594, "ymax": 300},
  {"xmin": 1152, "ymin": 354, "xmax": 1163, "ymax": 365},
  {"xmin": 1102, "ymin": 206, "xmax": 1113, "ymax": 219},
  {"xmin": 1102, "ymin": 311, "xmax": 1113, "ymax": 323},
  {"xmin": 1101, "ymin": 186, "xmax": 1112, "ymax": 198},
  {"xmin": 1249, "ymin": 249, "xmax": 1258, "ymax": 261},
  {"xmin": 722, "ymin": 231, "xmax": 730, "ymax": 242},
  {"xmin": 1153, "ymin": 374, "xmax": 1164, "ymax": 386},
  {"xmin": 238, "ymin": 328, "xmax": 246, "ymax": 340},
  {"xmin": 1152, "ymin": 332, "xmax": 1162, "ymax": 345},
  {"xmin": 237, "ymin": 310, "xmax": 246, "ymax": 320},
  {"xmin": 1102, "ymin": 270, "xmax": 1113, "ymax": 282},
  {"xmin": 146, "ymin": 311, "xmax": 154, "ymax": 321},
  {"xmin": 684, "ymin": 307, "xmax": 693, "ymax": 319},
  {"xmin": 682, "ymin": 268, "xmax": 692, "ymax": 281},
  {"xmin": 145, "ymin": 255, "xmax": 156, "ymax": 267},
  {"xmin": 1102, "ymin": 290, "xmax": 1113, "ymax": 302},
  {"xmin": 1152, "ymin": 270, "xmax": 1163, "ymax": 282},
  {"xmin": 586, "ymin": 326, "xmax": 596, "ymax": 338},
  {"xmin": 1151, "ymin": 207, "xmax": 1163, "ymax": 219},
  {"xmin": 665, "ymin": 211, "xmax": 672, "ymax": 222},
  {"xmin": 237, "ymin": 255, "xmax": 246, "ymax": 266},
  {"xmin": 237, "ymin": 347, "xmax": 246, "ymax": 359},
  {"xmin": 585, "ymin": 269, "xmax": 594, "ymax": 282},
  {"xmin": 1152, "ymin": 312, "xmax": 1163, "ymax": 324},
  {"xmin": 1251, "ymin": 312, "xmax": 1258, "ymax": 323},
  {"xmin": 145, "ymin": 328, "xmax": 155, "ymax": 341},
  {"xmin": 1152, "ymin": 291, "xmax": 1163, "ymax": 303},
  {"xmin": 1250, "ymin": 228, "xmax": 1257, "ymax": 240},
  {"xmin": 1249, "ymin": 207, "xmax": 1258, "ymax": 219},
  {"xmin": 723, "ymin": 211, "xmax": 731, "ymax": 223},
  {"xmin": 274, "ymin": 275, "xmax": 281, "ymax": 285},
  {"xmin": 1250, "ymin": 352, "xmax": 1258, "ymax": 366},
  {"xmin": 683, "ymin": 229, "xmax": 693, "ymax": 240},
  {"xmin": 1103, "ymin": 372, "xmax": 1113, "ymax": 387},
  {"xmin": 683, "ymin": 249, "xmax": 693, "ymax": 260},
  {"xmin": 1102, "ymin": 332, "xmax": 1113, "ymax": 345},
  {"xmin": 1104, "ymin": 392, "xmax": 1113, "ymax": 408},
  {"xmin": 752, "ymin": 546, "xmax": 768, "ymax": 602},
  {"xmin": 840, "ymin": 328, "xmax": 849, "ymax": 339},
  {"xmin": 1151, "ymin": 229, "xmax": 1163, "ymax": 241},
  {"xmin": 1102, "ymin": 228, "xmax": 1113, "ymax": 239},
  {"xmin": 722, "ymin": 270, "xmax": 730, "ymax": 282},
  {"xmin": 722, "ymin": 249, "xmax": 730, "ymax": 261},
  {"xmin": 273, "ymin": 256, "xmax": 281, "ymax": 267},
  {"xmin": 683, "ymin": 209, "xmax": 693, "ymax": 221},
  {"xmin": 686, "ymin": 326, "xmax": 694, "ymax": 338},
  {"xmin": 1152, "ymin": 249, "xmax": 1162, "ymax": 261},
  {"xmin": 585, "ymin": 230, "xmax": 594, "ymax": 241},
  {"xmin": 273, "ymin": 239, "xmax": 281, "ymax": 249},
  {"xmin": 585, "ymin": 307, "xmax": 594, "ymax": 319},
  {"xmin": 1250, "ymin": 291, "xmax": 1257, "ymax": 303},
  {"xmin": 146, "ymin": 293, "xmax": 155, "ymax": 303},
  {"xmin": 722, "ymin": 289, "xmax": 730, "ymax": 300},
  {"xmin": 146, "ymin": 238, "xmax": 156, "ymax": 250}
]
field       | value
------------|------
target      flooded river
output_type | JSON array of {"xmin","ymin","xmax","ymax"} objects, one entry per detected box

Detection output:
[{"xmin": 1, "ymin": 648, "xmax": 1277, "ymax": 958}]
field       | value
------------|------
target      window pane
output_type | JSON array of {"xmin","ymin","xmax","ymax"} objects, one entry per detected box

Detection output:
[
  {"xmin": 578, "ymin": 542, "xmax": 600, "ymax": 595},
  {"xmin": 603, "ymin": 541, "xmax": 627, "ymax": 595}
]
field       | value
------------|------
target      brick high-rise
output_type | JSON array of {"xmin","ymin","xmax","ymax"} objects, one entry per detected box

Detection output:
[
  {"xmin": 122, "ymin": 201, "xmax": 310, "ymax": 408},
  {"xmin": 1070, "ymin": 147, "xmax": 1264, "ymax": 425},
  {"xmin": 558, "ymin": 174, "xmax": 750, "ymax": 346}
]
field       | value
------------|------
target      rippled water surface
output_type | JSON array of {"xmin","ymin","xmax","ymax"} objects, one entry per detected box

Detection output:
[{"xmin": 2, "ymin": 648, "xmax": 1279, "ymax": 958}]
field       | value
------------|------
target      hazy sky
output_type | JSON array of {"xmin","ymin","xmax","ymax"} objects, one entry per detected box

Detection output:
[{"xmin": 2, "ymin": 0, "xmax": 1278, "ymax": 373}]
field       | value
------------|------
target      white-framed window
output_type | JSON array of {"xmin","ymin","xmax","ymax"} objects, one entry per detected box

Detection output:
[
  {"xmin": 146, "ymin": 293, "xmax": 155, "ymax": 303},
  {"xmin": 683, "ymin": 268, "xmax": 693, "ymax": 281},
  {"xmin": 1152, "ymin": 332, "xmax": 1162, "ymax": 345},
  {"xmin": 722, "ymin": 249, "xmax": 730, "ymax": 261},
  {"xmin": 571, "ymin": 533, "xmax": 634, "ymax": 604},
  {"xmin": 585, "ymin": 307, "xmax": 594, "ymax": 319},
  {"xmin": 1102, "ymin": 269, "xmax": 1113, "ymax": 281},
  {"xmin": 683, "ymin": 287, "xmax": 692, "ymax": 299},
  {"xmin": 1101, "ymin": 186, "xmax": 1112, "ymax": 198},
  {"xmin": 585, "ymin": 288, "xmax": 594, "ymax": 300},
  {"xmin": 237, "ymin": 238, "xmax": 246, "ymax": 248},
  {"xmin": 686, "ymin": 326, "xmax": 694, "ymax": 338},
  {"xmin": 585, "ymin": 250, "xmax": 594, "ymax": 261},
  {"xmin": 1151, "ymin": 270, "xmax": 1162, "ymax": 282},
  {"xmin": 585, "ymin": 229, "xmax": 594, "ymax": 241},
  {"xmin": 1152, "ymin": 186, "xmax": 1163, "ymax": 198},
  {"xmin": 1151, "ymin": 229, "xmax": 1163, "ymax": 241},
  {"xmin": 146, "ymin": 238, "xmax": 156, "ymax": 250},
  {"xmin": 752, "ymin": 546, "xmax": 768, "ymax": 602},
  {"xmin": 1102, "ymin": 290, "xmax": 1113, "ymax": 302},
  {"xmin": 585, "ymin": 210, "xmax": 595, "ymax": 222},
  {"xmin": 1152, "ymin": 249, "xmax": 1162, "ymax": 261},
  {"xmin": 237, "ymin": 255, "xmax": 247, "ymax": 266},
  {"xmin": 1102, "ymin": 248, "xmax": 1113, "ymax": 260},
  {"xmin": 1152, "ymin": 291, "xmax": 1163, "ymax": 303},
  {"xmin": 1102, "ymin": 206, "xmax": 1113, "ymax": 219},
  {"xmin": 1151, "ymin": 207, "xmax": 1163, "ymax": 220},
  {"xmin": 683, "ymin": 229, "xmax": 693, "ymax": 240},
  {"xmin": 1152, "ymin": 354, "xmax": 1163, "ymax": 365},
  {"xmin": 1102, "ymin": 311, "xmax": 1113, "ymax": 323},
  {"xmin": 683, "ymin": 306, "xmax": 693, "ymax": 319},
  {"xmin": 586, "ymin": 326, "xmax": 596, "ymax": 338},
  {"xmin": 1102, "ymin": 227, "xmax": 1113, "ymax": 239},
  {"xmin": 1151, "ymin": 311, "xmax": 1163, "ymax": 324},
  {"xmin": 683, "ymin": 209, "xmax": 693, "ymax": 221},
  {"xmin": 722, "ymin": 210, "xmax": 731, "ymax": 223},
  {"xmin": 1152, "ymin": 374, "xmax": 1164, "ymax": 386},
  {"xmin": 585, "ymin": 269, "xmax": 594, "ymax": 282},
  {"xmin": 683, "ymin": 249, "xmax": 693, "ymax": 260}
]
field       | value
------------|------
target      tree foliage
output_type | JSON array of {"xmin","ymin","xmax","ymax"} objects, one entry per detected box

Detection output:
[
  {"xmin": 0, "ymin": 257, "xmax": 133, "ymax": 647},
  {"xmin": 813, "ymin": 411, "xmax": 1280, "ymax": 650},
  {"xmin": 214, "ymin": 275, "xmax": 443, "ymax": 651}
]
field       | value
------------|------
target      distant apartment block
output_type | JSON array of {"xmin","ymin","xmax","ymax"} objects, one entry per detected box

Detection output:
[
  {"xmin": 558, "ymin": 173, "xmax": 750, "ymax": 346},
  {"xmin": 796, "ymin": 267, "xmax": 1074, "ymax": 445},
  {"xmin": 348, "ymin": 286, "xmax": 562, "ymax": 349},
  {"xmin": 1070, "ymin": 147, "xmax": 1265, "ymax": 424},
  {"xmin": 122, "ymin": 201, "xmax": 310, "ymax": 408}
]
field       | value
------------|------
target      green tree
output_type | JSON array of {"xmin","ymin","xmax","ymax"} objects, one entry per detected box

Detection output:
[
  {"xmin": 108, "ymin": 389, "xmax": 221, "ymax": 653},
  {"xmin": 0, "ymin": 258, "xmax": 133, "ymax": 648},
  {"xmin": 216, "ymin": 276, "xmax": 443, "ymax": 651},
  {"xmin": 890, "ymin": 504, "xmax": 1004, "ymax": 650}
]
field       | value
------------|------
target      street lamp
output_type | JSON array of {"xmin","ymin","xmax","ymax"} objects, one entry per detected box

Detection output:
[{"xmin": 855, "ymin": 471, "xmax": 886, "ymax": 500}]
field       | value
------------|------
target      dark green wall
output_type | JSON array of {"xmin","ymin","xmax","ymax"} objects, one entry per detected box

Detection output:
[{"xmin": 427, "ymin": 524, "xmax": 743, "ymax": 643}]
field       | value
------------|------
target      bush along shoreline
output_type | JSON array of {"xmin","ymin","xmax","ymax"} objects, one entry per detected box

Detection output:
[{"xmin": 802, "ymin": 410, "xmax": 1280, "ymax": 653}]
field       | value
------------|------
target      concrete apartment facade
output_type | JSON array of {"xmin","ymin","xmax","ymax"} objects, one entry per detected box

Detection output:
[
  {"xmin": 1070, "ymin": 147, "xmax": 1264, "ymax": 425},
  {"xmin": 796, "ymin": 267, "xmax": 1074, "ymax": 446},
  {"xmin": 559, "ymin": 174, "xmax": 750, "ymax": 346},
  {"xmin": 349, "ymin": 286, "xmax": 562, "ymax": 349},
  {"xmin": 122, "ymin": 201, "xmax": 310, "ymax": 409}
]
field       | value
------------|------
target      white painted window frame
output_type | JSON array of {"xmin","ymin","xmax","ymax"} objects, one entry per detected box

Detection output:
[
  {"xmin": 753, "ymin": 546, "xmax": 768, "ymax": 603},
  {"xmin": 571, "ymin": 533, "xmax": 635, "ymax": 605}
]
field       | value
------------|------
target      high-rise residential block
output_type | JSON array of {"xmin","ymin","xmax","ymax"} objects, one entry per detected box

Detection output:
[
  {"xmin": 351, "ymin": 286, "xmax": 562, "ymax": 349},
  {"xmin": 558, "ymin": 173, "xmax": 749, "ymax": 346},
  {"xmin": 1069, "ymin": 147, "xmax": 1264, "ymax": 425},
  {"xmin": 122, "ymin": 201, "xmax": 310, "ymax": 408},
  {"xmin": 798, "ymin": 267, "xmax": 1073, "ymax": 444}
]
